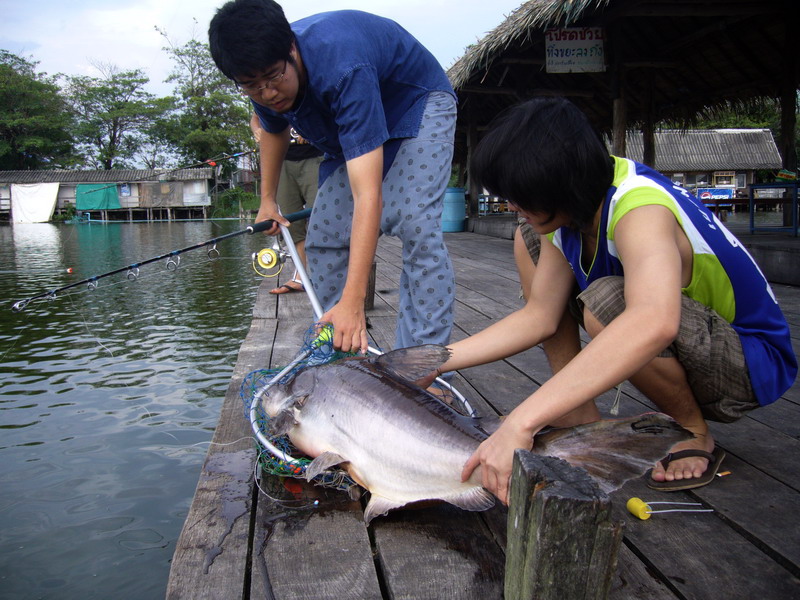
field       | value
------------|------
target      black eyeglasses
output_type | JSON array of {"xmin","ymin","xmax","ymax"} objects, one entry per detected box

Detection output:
[{"xmin": 237, "ymin": 61, "xmax": 287, "ymax": 96}]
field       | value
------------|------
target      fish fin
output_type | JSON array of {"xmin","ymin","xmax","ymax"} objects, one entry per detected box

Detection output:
[
  {"xmin": 440, "ymin": 487, "xmax": 495, "ymax": 512},
  {"xmin": 532, "ymin": 413, "xmax": 693, "ymax": 494},
  {"xmin": 364, "ymin": 494, "xmax": 408, "ymax": 524},
  {"xmin": 267, "ymin": 409, "xmax": 296, "ymax": 437},
  {"xmin": 305, "ymin": 451, "xmax": 348, "ymax": 481},
  {"xmin": 373, "ymin": 345, "xmax": 451, "ymax": 382}
]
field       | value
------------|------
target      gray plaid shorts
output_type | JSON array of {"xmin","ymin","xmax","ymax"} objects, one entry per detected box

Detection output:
[{"xmin": 519, "ymin": 221, "xmax": 757, "ymax": 423}]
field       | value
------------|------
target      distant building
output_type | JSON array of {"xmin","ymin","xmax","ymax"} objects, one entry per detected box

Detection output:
[
  {"xmin": 0, "ymin": 168, "xmax": 214, "ymax": 222},
  {"xmin": 624, "ymin": 129, "xmax": 782, "ymax": 198}
]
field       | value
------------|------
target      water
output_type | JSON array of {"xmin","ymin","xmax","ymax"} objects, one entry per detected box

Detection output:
[{"xmin": 0, "ymin": 220, "xmax": 271, "ymax": 599}]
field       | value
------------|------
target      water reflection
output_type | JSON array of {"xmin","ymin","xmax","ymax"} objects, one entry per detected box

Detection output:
[{"xmin": 0, "ymin": 220, "xmax": 265, "ymax": 599}]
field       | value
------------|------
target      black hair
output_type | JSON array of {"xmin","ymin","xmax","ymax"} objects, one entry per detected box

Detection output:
[
  {"xmin": 208, "ymin": 0, "xmax": 294, "ymax": 81},
  {"xmin": 470, "ymin": 97, "xmax": 613, "ymax": 230}
]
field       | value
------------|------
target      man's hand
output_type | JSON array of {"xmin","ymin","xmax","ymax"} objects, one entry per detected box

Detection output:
[
  {"xmin": 254, "ymin": 205, "xmax": 289, "ymax": 237},
  {"xmin": 319, "ymin": 295, "xmax": 368, "ymax": 354},
  {"xmin": 461, "ymin": 414, "xmax": 534, "ymax": 505}
]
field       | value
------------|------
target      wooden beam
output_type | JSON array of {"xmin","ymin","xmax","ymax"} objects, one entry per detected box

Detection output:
[{"xmin": 460, "ymin": 85, "xmax": 594, "ymax": 98}]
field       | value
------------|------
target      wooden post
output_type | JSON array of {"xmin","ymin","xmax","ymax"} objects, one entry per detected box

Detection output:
[
  {"xmin": 466, "ymin": 102, "xmax": 481, "ymax": 221},
  {"xmin": 505, "ymin": 451, "xmax": 623, "ymax": 600},
  {"xmin": 609, "ymin": 23, "xmax": 627, "ymax": 157}
]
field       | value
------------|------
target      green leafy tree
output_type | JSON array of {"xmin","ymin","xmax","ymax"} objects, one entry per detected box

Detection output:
[
  {"xmin": 0, "ymin": 50, "xmax": 75, "ymax": 169},
  {"xmin": 157, "ymin": 25, "xmax": 253, "ymax": 175},
  {"xmin": 65, "ymin": 64, "xmax": 173, "ymax": 169}
]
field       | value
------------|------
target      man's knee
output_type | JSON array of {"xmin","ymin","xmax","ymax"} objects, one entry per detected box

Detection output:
[{"xmin": 577, "ymin": 276, "xmax": 625, "ymax": 336}]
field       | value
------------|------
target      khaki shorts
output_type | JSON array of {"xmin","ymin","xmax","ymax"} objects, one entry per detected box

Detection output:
[
  {"xmin": 518, "ymin": 221, "xmax": 757, "ymax": 423},
  {"xmin": 277, "ymin": 156, "xmax": 322, "ymax": 245}
]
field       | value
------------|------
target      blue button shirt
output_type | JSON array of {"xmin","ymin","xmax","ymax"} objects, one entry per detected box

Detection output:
[{"xmin": 253, "ymin": 10, "xmax": 456, "ymax": 182}]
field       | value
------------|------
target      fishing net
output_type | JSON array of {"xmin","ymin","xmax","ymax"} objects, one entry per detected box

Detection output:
[
  {"xmin": 241, "ymin": 323, "xmax": 359, "ymax": 492},
  {"xmin": 241, "ymin": 322, "xmax": 475, "ymax": 496}
]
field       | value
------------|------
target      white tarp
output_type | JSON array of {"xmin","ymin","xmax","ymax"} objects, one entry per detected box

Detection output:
[{"xmin": 11, "ymin": 183, "xmax": 60, "ymax": 223}]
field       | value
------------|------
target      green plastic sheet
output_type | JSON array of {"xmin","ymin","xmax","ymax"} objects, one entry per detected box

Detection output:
[{"xmin": 76, "ymin": 184, "xmax": 121, "ymax": 210}]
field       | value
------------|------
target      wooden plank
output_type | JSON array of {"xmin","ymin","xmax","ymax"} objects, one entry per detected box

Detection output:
[
  {"xmin": 691, "ymin": 452, "xmax": 800, "ymax": 569},
  {"xmin": 610, "ymin": 544, "xmax": 678, "ymax": 600},
  {"xmin": 166, "ymin": 316, "xmax": 276, "ymax": 600},
  {"xmin": 708, "ymin": 415, "xmax": 800, "ymax": 487},
  {"xmin": 249, "ymin": 287, "xmax": 384, "ymax": 599},
  {"xmin": 372, "ymin": 505, "xmax": 505, "ymax": 600},
  {"xmin": 252, "ymin": 489, "xmax": 382, "ymax": 600},
  {"xmin": 171, "ymin": 231, "xmax": 800, "ymax": 599},
  {"xmin": 612, "ymin": 478, "xmax": 800, "ymax": 599}
]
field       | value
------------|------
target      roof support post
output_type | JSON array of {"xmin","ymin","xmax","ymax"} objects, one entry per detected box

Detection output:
[
  {"xmin": 609, "ymin": 25, "xmax": 627, "ymax": 156},
  {"xmin": 778, "ymin": 2, "xmax": 797, "ymax": 173},
  {"xmin": 466, "ymin": 102, "xmax": 481, "ymax": 219},
  {"xmin": 642, "ymin": 75, "xmax": 656, "ymax": 167}
]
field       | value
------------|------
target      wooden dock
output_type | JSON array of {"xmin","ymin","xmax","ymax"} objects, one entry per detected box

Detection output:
[{"xmin": 166, "ymin": 230, "xmax": 800, "ymax": 599}]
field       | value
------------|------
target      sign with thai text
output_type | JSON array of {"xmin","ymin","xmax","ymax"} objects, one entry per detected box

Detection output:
[{"xmin": 545, "ymin": 27, "xmax": 605, "ymax": 73}]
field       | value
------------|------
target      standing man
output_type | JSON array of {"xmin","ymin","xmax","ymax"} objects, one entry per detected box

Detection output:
[{"xmin": 210, "ymin": 1, "xmax": 457, "ymax": 353}]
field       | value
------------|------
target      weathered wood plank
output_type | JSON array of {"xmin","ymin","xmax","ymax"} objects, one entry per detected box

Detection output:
[
  {"xmin": 166, "ymin": 316, "xmax": 276, "ymax": 600},
  {"xmin": 252, "ymin": 494, "xmax": 382, "ymax": 600},
  {"xmin": 249, "ymin": 288, "xmax": 384, "ymax": 599},
  {"xmin": 372, "ymin": 505, "xmax": 505, "ymax": 600},
  {"xmin": 171, "ymin": 231, "xmax": 800, "ymax": 600},
  {"xmin": 613, "ymin": 477, "xmax": 800, "ymax": 599}
]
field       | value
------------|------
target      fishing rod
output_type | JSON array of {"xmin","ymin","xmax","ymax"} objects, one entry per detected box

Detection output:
[{"xmin": 10, "ymin": 208, "xmax": 311, "ymax": 313}]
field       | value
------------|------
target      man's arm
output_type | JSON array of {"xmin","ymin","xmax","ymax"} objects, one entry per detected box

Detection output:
[
  {"xmin": 462, "ymin": 205, "xmax": 686, "ymax": 504},
  {"xmin": 252, "ymin": 114, "xmax": 291, "ymax": 232},
  {"xmin": 319, "ymin": 146, "xmax": 384, "ymax": 353},
  {"xmin": 438, "ymin": 235, "xmax": 577, "ymax": 373}
]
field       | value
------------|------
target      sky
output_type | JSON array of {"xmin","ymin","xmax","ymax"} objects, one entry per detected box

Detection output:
[{"xmin": 1, "ymin": 0, "xmax": 524, "ymax": 96}]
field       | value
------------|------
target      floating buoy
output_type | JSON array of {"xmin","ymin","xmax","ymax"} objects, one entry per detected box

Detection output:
[{"xmin": 66, "ymin": 267, "xmax": 74, "ymax": 274}]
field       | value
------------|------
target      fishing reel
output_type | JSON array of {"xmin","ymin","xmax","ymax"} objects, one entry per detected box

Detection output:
[{"xmin": 251, "ymin": 237, "xmax": 287, "ymax": 278}]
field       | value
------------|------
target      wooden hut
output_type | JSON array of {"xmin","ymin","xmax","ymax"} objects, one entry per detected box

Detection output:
[
  {"xmin": 0, "ymin": 168, "xmax": 213, "ymax": 222},
  {"xmin": 447, "ymin": 0, "xmax": 799, "ymax": 211}
]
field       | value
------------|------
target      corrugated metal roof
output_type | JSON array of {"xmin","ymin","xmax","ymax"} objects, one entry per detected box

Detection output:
[
  {"xmin": 624, "ymin": 129, "xmax": 782, "ymax": 171},
  {"xmin": 0, "ymin": 168, "xmax": 213, "ymax": 184}
]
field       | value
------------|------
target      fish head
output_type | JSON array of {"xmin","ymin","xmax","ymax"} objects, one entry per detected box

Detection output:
[{"xmin": 260, "ymin": 368, "xmax": 316, "ymax": 418}]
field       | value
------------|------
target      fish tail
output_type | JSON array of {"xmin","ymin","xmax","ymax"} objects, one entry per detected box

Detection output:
[{"xmin": 532, "ymin": 413, "xmax": 693, "ymax": 494}]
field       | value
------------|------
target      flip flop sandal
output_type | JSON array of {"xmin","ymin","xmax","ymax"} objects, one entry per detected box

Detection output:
[
  {"xmin": 646, "ymin": 447, "xmax": 726, "ymax": 492},
  {"xmin": 270, "ymin": 282, "xmax": 305, "ymax": 295}
]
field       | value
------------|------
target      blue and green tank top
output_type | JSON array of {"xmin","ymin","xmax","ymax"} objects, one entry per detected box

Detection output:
[{"xmin": 549, "ymin": 156, "xmax": 796, "ymax": 406}]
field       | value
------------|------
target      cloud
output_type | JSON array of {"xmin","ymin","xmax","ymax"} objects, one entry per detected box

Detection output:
[{"xmin": 1, "ymin": 0, "xmax": 521, "ymax": 95}]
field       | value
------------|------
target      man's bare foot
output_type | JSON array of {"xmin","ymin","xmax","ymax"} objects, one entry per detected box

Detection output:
[{"xmin": 650, "ymin": 432, "xmax": 716, "ymax": 483}]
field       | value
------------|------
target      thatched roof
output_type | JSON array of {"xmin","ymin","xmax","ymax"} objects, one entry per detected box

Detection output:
[
  {"xmin": 449, "ymin": 0, "xmax": 611, "ymax": 90},
  {"xmin": 447, "ymin": 0, "xmax": 797, "ymax": 143}
]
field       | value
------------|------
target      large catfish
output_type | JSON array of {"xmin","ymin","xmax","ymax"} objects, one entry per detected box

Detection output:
[{"xmin": 262, "ymin": 345, "xmax": 691, "ymax": 523}]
